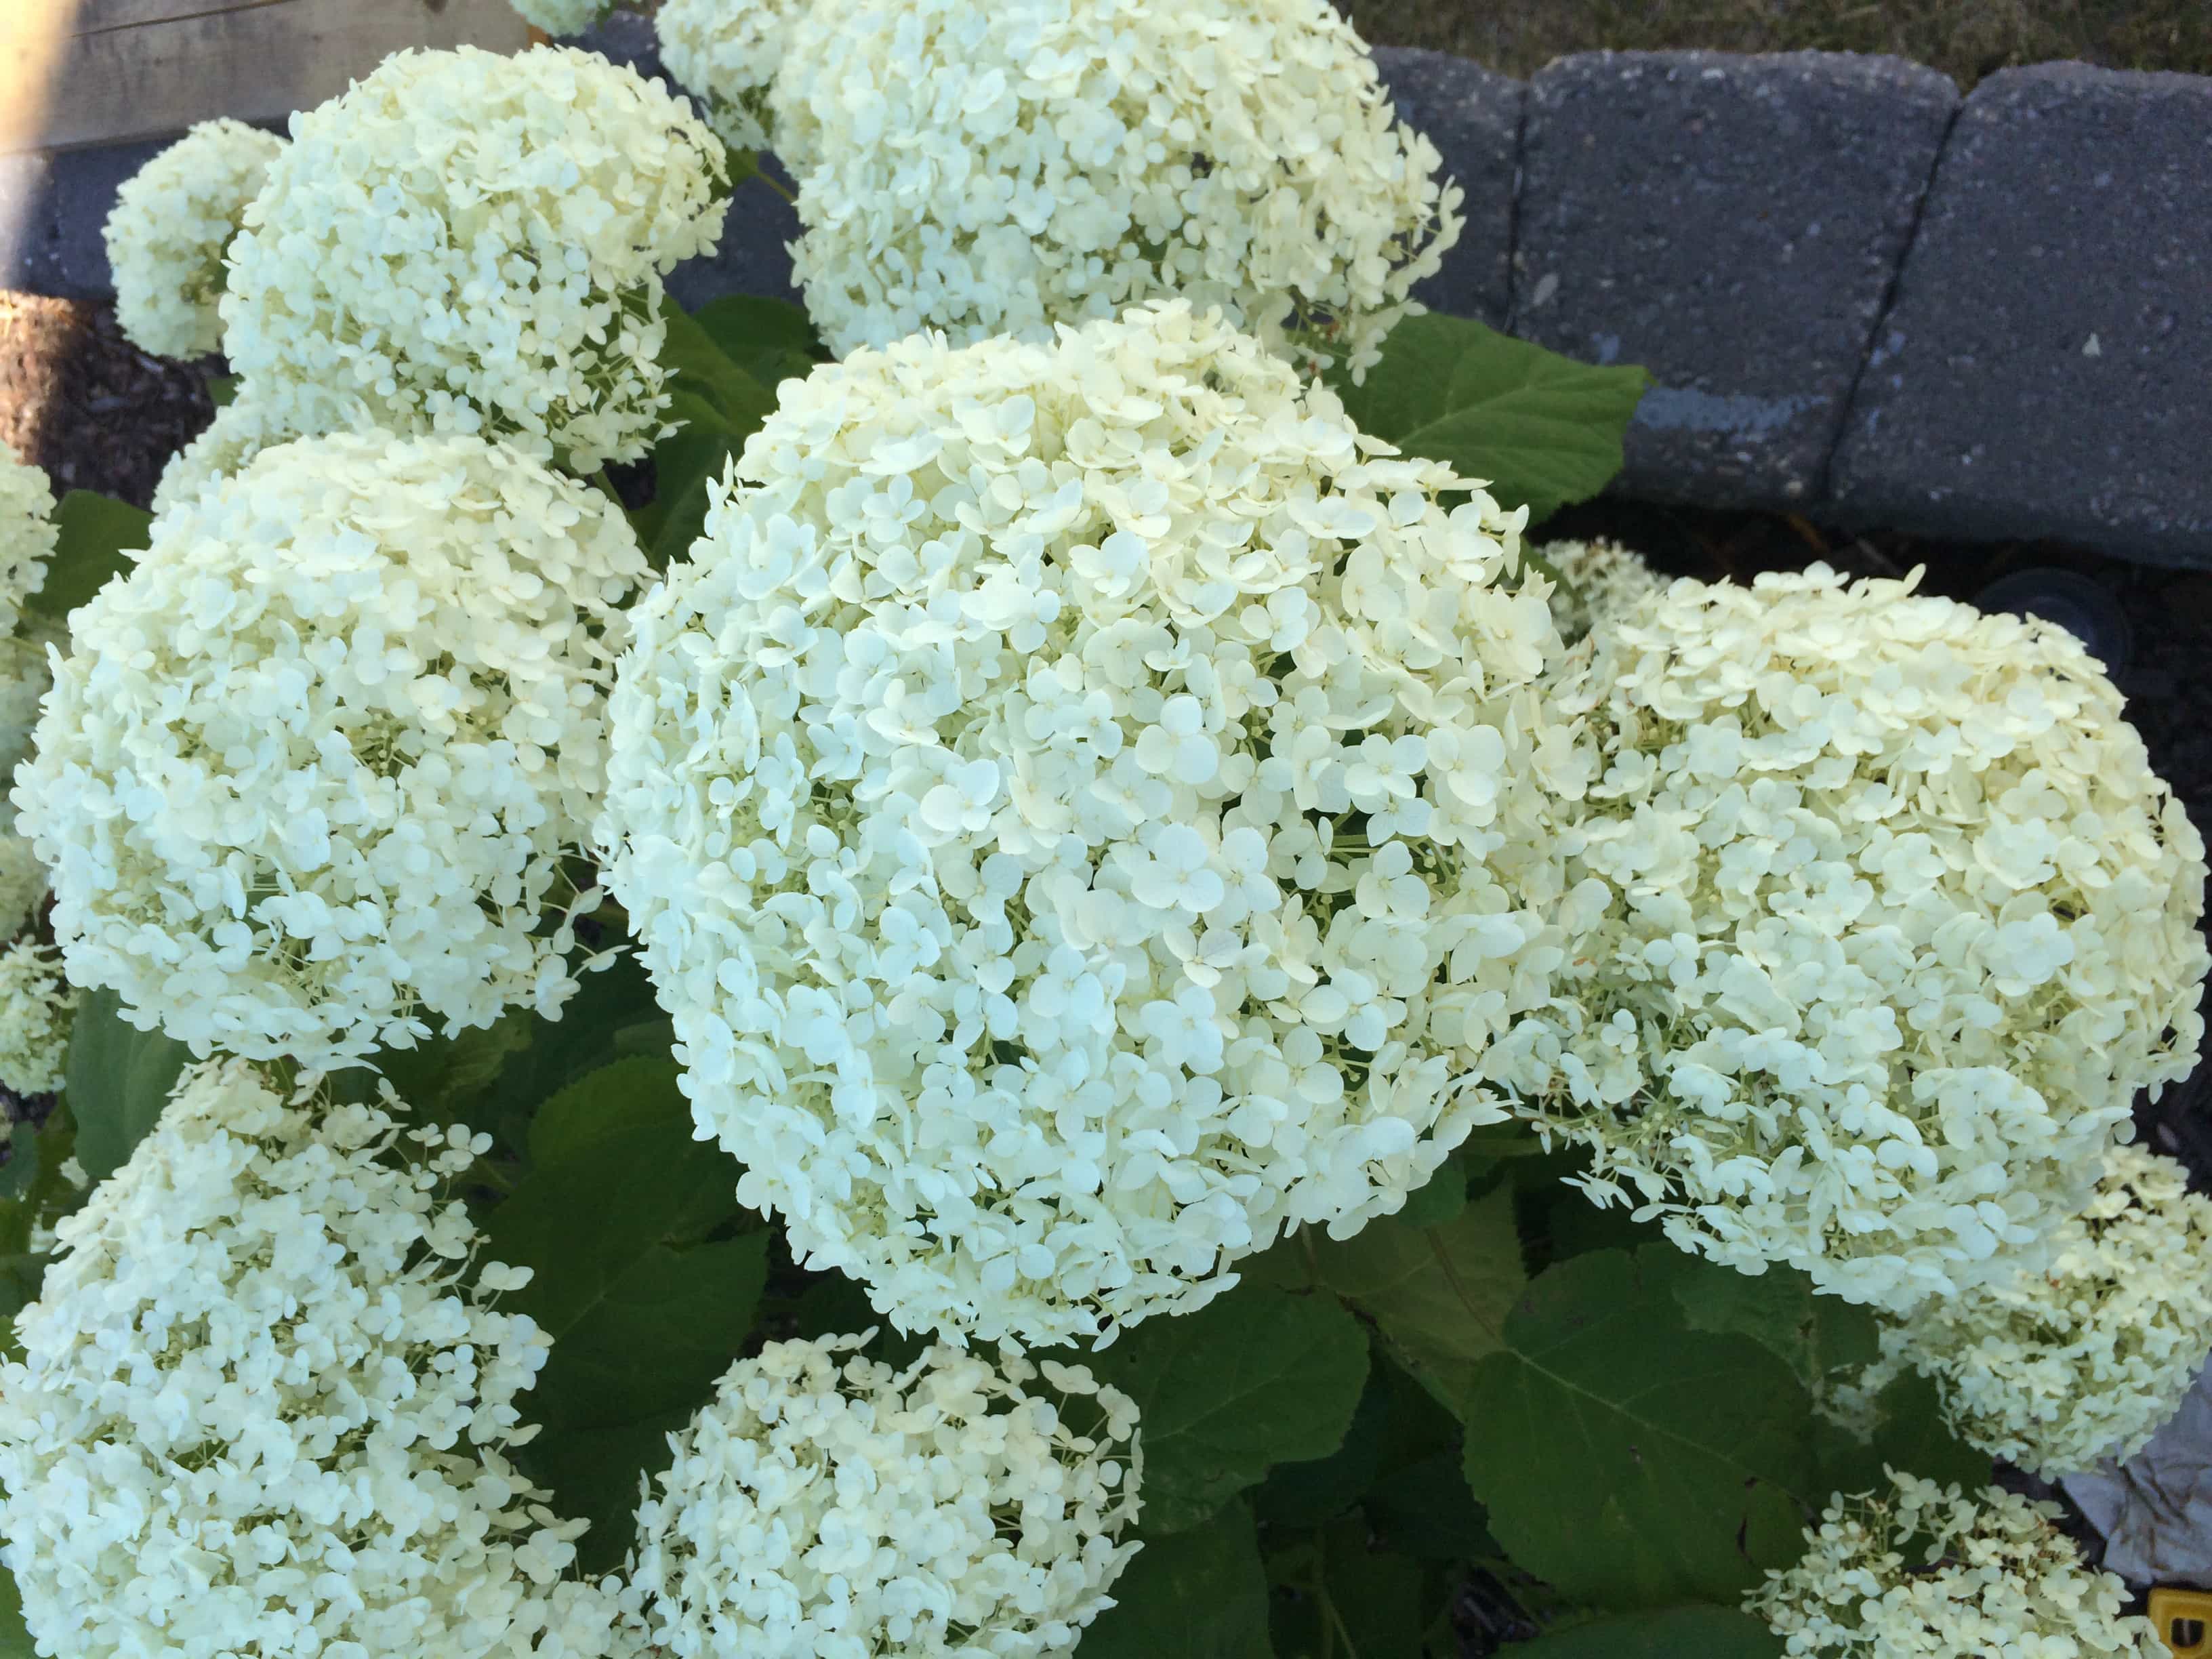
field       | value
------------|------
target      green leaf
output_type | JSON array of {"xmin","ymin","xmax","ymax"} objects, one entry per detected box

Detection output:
[
  {"xmin": 483, "ymin": 1059, "xmax": 739, "ymax": 1335},
  {"xmin": 1083, "ymin": 1283, "xmax": 1369, "ymax": 1533},
  {"xmin": 1668, "ymin": 1259, "xmax": 1881, "ymax": 1396},
  {"xmin": 0, "ymin": 1562, "xmax": 31, "ymax": 1659},
  {"xmin": 1307, "ymin": 1180, "xmax": 1526, "ymax": 1409},
  {"xmin": 1330, "ymin": 314, "xmax": 1649, "ymax": 523},
  {"xmin": 525, "ymin": 1235, "xmax": 766, "ymax": 1430},
  {"xmin": 1814, "ymin": 1369, "xmax": 1990, "ymax": 1500},
  {"xmin": 205, "ymin": 373, "xmax": 239, "ymax": 408},
  {"xmin": 1081, "ymin": 1502, "xmax": 1273, "ymax": 1659},
  {"xmin": 633, "ymin": 397, "xmax": 737, "ymax": 571},
  {"xmin": 1252, "ymin": 1362, "xmax": 1390, "ymax": 1530},
  {"xmin": 1460, "ymin": 1246, "xmax": 1819, "ymax": 1608},
  {"xmin": 1269, "ymin": 1518, "xmax": 1433, "ymax": 1659},
  {"xmin": 527, "ymin": 1052, "xmax": 699, "ymax": 1168},
  {"xmin": 33, "ymin": 491, "xmax": 152, "ymax": 621},
  {"xmin": 1364, "ymin": 1359, "xmax": 1494, "ymax": 1561},
  {"xmin": 462, "ymin": 952, "xmax": 672, "ymax": 1152},
  {"xmin": 370, "ymin": 1015, "xmax": 533, "ymax": 1128},
  {"xmin": 691, "ymin": 293, "xmax": 825, "ymax": 389},
  {"xmin": 0, "ymin": 1122, "xmax": 36, "ymax": 1206},
  {"xmin": 1507, "ymin": 1606, "xmax": 1784, "ymax": 1657},
  {"xmin": 657, "ymin": 298, "xmax": 777, "ymax": 436},
  {"xmin": 520, "ymin": 1406, "xmax": 693, "ymax": 1576},
  {"xmin": 489, "ymin": 1057, "xmax": 762, "ymax": 1573},
  {"xmin": 64, "ymin": 989, "xmax": 190, "ymax": 1184}
]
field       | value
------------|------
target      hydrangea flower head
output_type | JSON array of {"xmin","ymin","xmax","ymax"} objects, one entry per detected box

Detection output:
[
  {"xmin": 769, "ymin": 0, "xmax": 1462, "ymax": 377},
  {"xmin": 600, "ymin": 299, "xmax": 1576, "ymax": 1345},
  {"xmin": 0, "ymin": 437, "xmax": 57, "ymax": 643},
  {"xmin": 103, "ymin": 117, "xmax": 286, "ymax": 359},
  {"xmin": 15, "ymin": 432, "xmax": 647, "ymax": 1067},
  {"xmin": 1540, "ymin": 537, "xmax": 1666, "ymax": 643},
  {"xmin": 508, "ymin": 0, "xmax": 615, "ymax": 35},
  {"xmin": 1868, "ymin": 1144, "xmax": 2212, "ymax": 1477},
  {"xmin": 656, "ymin": 0, "xmax": 811, "ymax": 152},
  {"xmin": 1493, "ymin": 566, "xmax": 2210, "ymax": 1313},
  {"xmin": 0, "ymin": 1058, "xmax": 630, "ymax": 1659},
  {"xmin": 0, "ymin": 941, "xmax": 75, "ymax": 1100},
  {"xmin": 1748, "ymin": 1471, "xmax": 2161, "ymax": 1656},
  {"xmin": 222, "ymin": 45, "xmax": 727, "ymax": 472},
  {"xmin": 629, "ymin": 1334, "xmax": 1141, "ymax": 1658}
]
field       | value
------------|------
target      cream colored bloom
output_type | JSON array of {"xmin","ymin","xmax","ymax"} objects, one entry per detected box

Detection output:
[
  {"xmin": 600, "ymin": 300, "xmax": 1575, "ymax": 1345},
  {"xmin": 1869, "ymin": 1144, "xmax": 2212, "ymax": 1477},
  {"xmin": 629, "ymin": 1335, "xmax": 1141, "ymax": 1658},
  {"xmin": 771, "ymin": 0, "xmax": 1461, "ymax": 378},
  {"xmin": 1497, "ymin": 566, "xmax": 2209, "ymax": 1313},
  {"xmin": 656, "ymin": 0, "xmax": 811, "ymax": 152},
  {"xmin": 104, "ymin": 118, "xmax": 285, "ymax": 359},
  {"xmin": 0, "ymin": 1059, "xmax": 631, "ymax": 1659},
  {"xmin": 0, "ymin": 941, "xmax": 74, "ymax": 1099},
  {"xmin": 16, "ymin": 432, "xmax": 647, "ymax": 1067},
  {"xmin": 0, "ymin": 438, "xmax": 56, "ymax": 643},
  {"xmin": 507, "ymin": 0, "xmax": 613, "ymax": 34},
  {"xmin": 1540, "ymin": 537, "xmax": 1666, "ymax": 643},
  {"xmin": 222, "ymin": 46, "xmax": 727, "ymax": 471},
  {"xmin": 1749, "ymin": 1471, "xmax": 2162, "ymax": 1656}
]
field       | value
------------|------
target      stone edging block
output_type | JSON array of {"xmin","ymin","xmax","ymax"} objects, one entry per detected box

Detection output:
[
  {"xmin": 1508, "ymin": 49, "xmax": 1957, "ymax": 512},
  {"xmin": 1828, "ymin": 64, "xmax": 2212, "ymax": 564}
]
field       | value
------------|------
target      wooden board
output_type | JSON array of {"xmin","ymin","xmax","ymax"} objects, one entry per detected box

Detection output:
[{"xmin": 2, "ymin": 0, "xmax": 533, "ymax": 155}]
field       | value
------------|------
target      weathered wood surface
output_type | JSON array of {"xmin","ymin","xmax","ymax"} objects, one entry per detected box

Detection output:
[{"xmin": 2, "ymin": 0, "xmax": 532, "ymax": 155}]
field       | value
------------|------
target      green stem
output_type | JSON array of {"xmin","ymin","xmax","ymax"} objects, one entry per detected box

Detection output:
[{"xmin": 755, "ymin": 170, "xmax": 798, "ymax": 207}]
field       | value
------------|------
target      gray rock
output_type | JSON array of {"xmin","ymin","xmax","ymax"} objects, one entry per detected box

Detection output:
[
  {"xmin": 1, "ymin": 139, "xmax": 173, "ymax": 300},
  {"xmin": 667, "ymin": 158, "xmax": 802, "ymax": 309},
  {"xmin": 1368, "ymin": 47, "xmax": 1521, "ymax": 329},
  {"xmin": 1511, "ymin": 50, "xmax": 1957, "ymax": 510},
  {"xmin": 1829, "ymin": 64, "xmax": 2212, "ymax": 566}
]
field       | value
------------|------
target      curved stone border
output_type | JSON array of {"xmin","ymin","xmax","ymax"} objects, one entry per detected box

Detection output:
[{"xmin": 7, "ymin": 28, "xmax": 2209, "ymax": 565}]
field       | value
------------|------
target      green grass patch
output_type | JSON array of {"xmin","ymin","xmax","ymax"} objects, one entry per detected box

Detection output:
[{"xmin": 1348, "ymin": 0, "xmax": 2212, "ymax": 87}]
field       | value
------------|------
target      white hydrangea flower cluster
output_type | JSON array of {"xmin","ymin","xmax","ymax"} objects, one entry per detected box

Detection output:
[
  {"xmin": 103, "ymin": 117, "xmax": 286, "ymax": 359},
  {"xmin": 149, "ymin": 394, "xmax": 294, "ymax": 517},
  {"xmin": 1540, "ymin": 537, "xmax": 1666, "ymax": 643},
  {"xmin": 0, "ymin": 1058, "xmax": 628, "ymax": 1659},
  {"xmin": 1864, "ymin": 1144, "xmax": 2212, "ymax": 1477},
  {"xmin": 628, "ymin": 1334, "xmax": 1142, "ymax": 1658},
  {"xmin": 0, "ymin": 941, "xmax": 75, "ymax": 1099},
  {"xmin": 601, "ymin": 300, "xmax": 1576, "ymax": 1345},
  {"xmin": 769, "ymin": 0, "xmax": 1462, "ymax": 377},
  {"xmin": 16, "ymin": 432, "xmax": 647, "ymax": 1067},
  {"xmin": 221, "ymin": 46, "xmax": 727, "ymax": 473},
  {"xmin": 1747, "ymin": 1471, "xmax": 2163, "ymax": 1657},
  {"xmin": 507, "ymin": 0, "xmax": 613, "ymax": 36},
  {"xmin": 0, "ymin": 436, "xmax": 58, "ymax": 644},
  {"xmin": 1492, "ymin": 566, "xmax": 2210, "ymax": 1313},
  {"xmin": 656, "ymin": 0, "xmax": 809, "ymax": 151}
]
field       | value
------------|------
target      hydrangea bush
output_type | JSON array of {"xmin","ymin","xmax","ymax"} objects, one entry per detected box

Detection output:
[{"xmin": 0, "ymin": 14, "xmax": 2203, "ymax": 1659}]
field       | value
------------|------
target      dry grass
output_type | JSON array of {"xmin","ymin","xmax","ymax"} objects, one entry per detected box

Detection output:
[{"xmin": 1344, "ymin": 0, "xmax": 2212, "ymax": 87}]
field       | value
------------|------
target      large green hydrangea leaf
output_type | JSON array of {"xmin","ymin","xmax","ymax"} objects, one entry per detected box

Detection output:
[
  {"xmin": 1081, "ymin": 1501, "xmax": 1272, "ymax": 1659},
  {"xmin": 1460, "ymin": 1246, "xmax": 1820, "ymax": 1607},
  {"xmin": 1082, "ymin": 1282, "xmax": 1370, "ymax": 1534},
  {"xmin": 1329, "ymin": 313, "xmax": 1649, "ymax": 523}
]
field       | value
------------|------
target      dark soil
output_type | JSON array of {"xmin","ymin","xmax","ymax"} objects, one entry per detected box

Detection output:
[{"xmin": 0, "ymin": 291, "xmax": 214, "ymax": 509}]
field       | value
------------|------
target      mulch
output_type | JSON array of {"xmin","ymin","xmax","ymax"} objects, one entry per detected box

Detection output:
[{"xmin": 0, "ymin": 290, "xmax": 213, "ymax": 508}]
